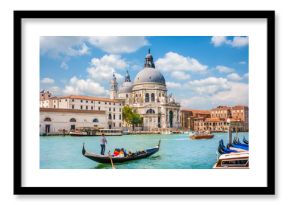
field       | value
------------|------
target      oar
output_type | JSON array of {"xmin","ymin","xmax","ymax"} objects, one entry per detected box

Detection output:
[{"xmin": 108, "ymin": 151, "xmax": 116, "ymax": 169}]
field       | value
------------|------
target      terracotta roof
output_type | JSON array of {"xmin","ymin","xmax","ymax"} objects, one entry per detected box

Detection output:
[
  {"xmin": 191, "ymin": 110, "xmax": 210, "ymax": 115},
  {"xmin": 181, "ymin": 109, "xmax": 210, "ymax": 115},
  {"xmin": 40, "ymin": 108, "xmax": 106, "ymax": 114},
  {"xmin": 57, "ymin": 95, "xmax": 121, "ymax": 103}
]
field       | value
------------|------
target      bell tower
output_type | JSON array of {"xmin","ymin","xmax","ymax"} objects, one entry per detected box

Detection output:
[{"xmin": 110, "ymin": 73, "xmax": 118, "ymax": 99}]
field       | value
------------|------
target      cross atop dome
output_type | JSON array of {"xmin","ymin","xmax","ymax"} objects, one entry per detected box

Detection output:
[{"xmin": 144, "ymin": 48, "xmax": 155, "ymax": 68}]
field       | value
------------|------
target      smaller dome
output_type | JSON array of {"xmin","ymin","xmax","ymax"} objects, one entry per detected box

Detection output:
[{"xmin": 119, "ymin": 81, "xmax": 133, "ymax": 93}]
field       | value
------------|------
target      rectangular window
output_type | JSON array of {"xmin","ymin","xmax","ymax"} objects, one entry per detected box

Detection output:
[
  {"xmin": 109, "ymin": 102, "xmax": 111, "ymax": 105},
  {"xmin": 98, "ymin": 107, "xmax": 100, "ymax": 111},
  {"xmin": 113, "ymin": 108, "xmax": 115, "ymax": 111},
  {"xmin": 72, "ymin": 99, "xmax": 74, "ymax": 102},
  {"xmin": 91, "ymin": 101, "xmax": 93, "ymax": 103},
  {"xmin": 98, "ymin": 101, "xmax": 100, "ymax": 104},
  {"xmin": 109, "ymin": 108, "xmax": 111, "ymax": 111},
  {"xmin": 119, "ymin": 123, "xmax": 121, "ymax": 127},
  {"xmin": 105, "ymin": 102, "xmax": 107, "ymax": 105},
  {"xmin": 72, "ymin": 105, "xmax": 74, "ymax": 109},
  {"xmin": 86, "ymin": 106, "xmax": 88, "ymax": 110},
  {"xmin": 119, "ymin": 114, "xmax": 121, "ymax": 120},
  {"xmin": 113, "ymin": 114, "xmax": 115, "ymax": 120},
  {"xmin": 80, "ymin": 105, "xmax": 83, "ymax": 110},
  {"xmin": 91, "ymin": 106, "xmax": 93, "ymax": 110},
  {"xmin": 81, "ymin": 100, "xmax": 83, "ymax": 103},
  {"xmin": 86, "ymin": 100, "xmax": 88, "ymax": 103}
]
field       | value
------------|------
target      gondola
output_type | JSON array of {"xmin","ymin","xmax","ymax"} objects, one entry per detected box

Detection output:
[
  {"xmin": 82, "ymin": 140, "xmax": 161, "ymax": 164},
  {"xmin": 218, "ymin": 140, "xmax": 237, "ymax": 154},
  {"xmin": 243, "ymin": 137, "xmax": 249, "ymax": 145},
  {"xmin": 233, "ymin": 137, "xmax": 249, "ymax": 148},
  {"xmin": 227, "ymin": 137, "xmax": 249, "ymax": 151}
]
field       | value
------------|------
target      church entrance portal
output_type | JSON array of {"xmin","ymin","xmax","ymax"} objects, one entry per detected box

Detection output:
[{"xmin": 169, "ymin": 111, "xmax": 173, "ymax": 128}]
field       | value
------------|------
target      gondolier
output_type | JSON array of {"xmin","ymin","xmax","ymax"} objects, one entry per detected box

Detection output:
[{"xmin": 100, "ymin": 134, "xmax": 107, "ymax": 155}]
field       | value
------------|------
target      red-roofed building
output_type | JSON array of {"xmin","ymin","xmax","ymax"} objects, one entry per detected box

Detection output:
[{"xmin": 181, "ymin": 105, "xmax": 249, "ymax": 132}]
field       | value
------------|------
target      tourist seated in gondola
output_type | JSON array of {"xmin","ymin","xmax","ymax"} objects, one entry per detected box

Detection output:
[
  {"xmin": 113, "ymin": 148, "xmax": 120, "ymax": 157},
  {"xmin": 119, "ymin": 149, "xmax": 125, "ymax": 157},
  {"xmin": 121, "ymin": 148, "xmax": 128, "ymax": 157}
]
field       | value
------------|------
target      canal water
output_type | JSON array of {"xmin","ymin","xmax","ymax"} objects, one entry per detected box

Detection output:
[{"xmin": 40, "ymin": 132, "xmax": 249, "ymax": 169}]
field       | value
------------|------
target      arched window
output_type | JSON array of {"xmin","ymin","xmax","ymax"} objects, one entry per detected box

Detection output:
[
  {"xmin": 145, "ymin": 93, "xmax": 149, "ymax": 102},
  {"xmin": 108, "ymin": 113, "xmax": 112, "ymax": 120},
  {"xmin": 70, "ymin": 118, "xmax": 76, "ymax": 122},
  {"xmin": 44, "ymin": 117, "xmax": 51, "ymax": 122},
  {"xmin": 93, "ymin": 118, "xmax": 99, "ymax": 123},
  {"xmin": 151, "ymin": 93, "xmax": 155, "ymax": 102},
  {"xmin": 146, "ymin": 109, "xmax": 155, "ymax": 114}
]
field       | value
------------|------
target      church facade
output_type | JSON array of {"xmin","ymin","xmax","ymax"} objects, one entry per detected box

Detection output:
[{"xmin": 110, "ymin": 50, "xmax": 181, "ymax": 131}]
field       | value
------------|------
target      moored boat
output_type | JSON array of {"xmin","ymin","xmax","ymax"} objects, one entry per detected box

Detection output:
[
  {"xmin": 69, "ymin": 131, "xmax": 87, "ymax": 136},
  {"xmin": 243, "ymin": 137, "xmax": 249, "ymax": 145},
  {"xmin": 189, "ymin": 131, "xmax": 214, "ymax": 139},
  {"xmin": 82, "ymin": 140, "xmax": 161, "ymax": 164},
  {"xmin": 213, "ymin": 152, "xmax": 249, "ymax": 169}
]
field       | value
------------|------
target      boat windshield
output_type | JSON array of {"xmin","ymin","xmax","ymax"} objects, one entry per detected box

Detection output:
[{"xmin": 221, "ymin": 159, "xmax": 248, "ymax": 167}]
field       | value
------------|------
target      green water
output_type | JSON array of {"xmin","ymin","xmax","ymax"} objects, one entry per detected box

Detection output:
[{"xmin": 40, "ymin": 132, "xmax": 249, "ymax": 169}]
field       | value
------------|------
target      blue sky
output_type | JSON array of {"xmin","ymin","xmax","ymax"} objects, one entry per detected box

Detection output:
[{"xmin": 40, "ymin": 36, "xmax": 249, "ymax": 109}]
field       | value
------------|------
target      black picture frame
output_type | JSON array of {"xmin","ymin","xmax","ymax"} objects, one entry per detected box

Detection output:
[{"xmin": 14, "ymin": 10, "xmax": 275, "ymax": 195}]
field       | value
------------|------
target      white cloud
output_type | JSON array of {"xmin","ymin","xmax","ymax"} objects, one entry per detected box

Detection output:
[
  {"xmin": 239, "ymin": 61, "xmax": 247, "ymax": 65},
  {"xmin": 87, "ymin": 54, "xmax": 127, "ymax": 82},
  {"xmin": 181, "ymin": 82, "xmax": 248, "ymax": 109},
  {"xmin": 166, "ymin": 82, "xmax": 182, "ymax": 89},
  {"xmin": 211, "ymin": 36, "xmax": 248, "ymax": 47},
  {"xmin": 216, "ymin": 65, "xmax": 234, "ymax": 73},
  {"xmin": 63, "ymin": 76, "xmax": 108, "ymax": 96},
  {"xmin": 227, "ymin": 73, "xmax": 243, "ymax": 81},
  {"xmin": 231, "ymin": 37, "xmax": 249, "ymax": 47},
  {"xmin": 60, "ymin": 61, "xmax": 69, "ymax": 70},
  {"xmin": 188, "ymin": 77, "xmax": 231, "ymax": 95},
  {"xmin": 243, "ymin": 73, "xmax": 249, "ymax": 79},
  {"xmin": 211, "ymin": 36, "xmax": 228, "ymax": 47},
  {"xmin": 40, "ymin": 37, "xmax": 89, "ymax": 57},
  {"xmin": 41, "ymin": 77, "xmax": 55, "ymax": 84},
  {"xmin": 88, "ymin": 36, "xmax": 148, "ymax": 54},
  {"xmin": 156, "ymin": 52, "xmax": 208, "ymax": 77},
  {"xmin": 212, "ymin": 82, "xmax": 248, "ymax": 106},
  {"xmin": 171, "ymin": 71, "xmax": 191, "ymax": 80}
]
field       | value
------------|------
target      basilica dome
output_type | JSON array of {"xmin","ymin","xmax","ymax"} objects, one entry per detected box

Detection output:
[
  {"xmin": 133, "ymin": 49, "xmax": 166, "ymax": 85},
  {"xmin": 134, "ymin": 67, "xmax": 166, "ymax": 85}
]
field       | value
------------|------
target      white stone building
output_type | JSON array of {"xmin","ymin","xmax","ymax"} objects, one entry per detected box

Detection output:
[
  {"xmin": 40, "ymin": 96, "xmax": 123, "ymax": 130},
  {"xmin": 111, "ymin": 49, "xmax": 181, "ymax": 130},
  {"xmin": 40, "ymin": 108, "xmax": 107, "ymax": 135}
]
